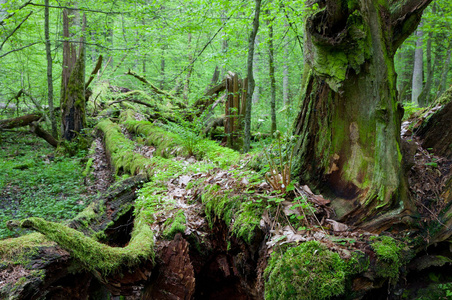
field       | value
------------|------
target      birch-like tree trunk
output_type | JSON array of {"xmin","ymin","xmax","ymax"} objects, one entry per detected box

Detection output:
[
  {"xmin": 411, "ymin": 26, "xmax": 423, "ymax": 105},
  {"xmin": 243, "ymin": 0, "xmax": 261, "ymax": 153}
]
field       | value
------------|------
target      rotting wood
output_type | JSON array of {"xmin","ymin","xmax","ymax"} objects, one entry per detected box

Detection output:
[{"xmin": 85, "ymin": 55, "xmax": 103, "ymax": 90}]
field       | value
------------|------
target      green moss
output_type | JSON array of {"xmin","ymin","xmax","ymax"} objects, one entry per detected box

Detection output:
[
  {"xmin": 264, "ymin": 241, "xmax": 347, "ymax": 300},
  {"xmin": 17, "ymin": 216, "xmax": 154, "ymax": 276},
  {"xmin": 0, "ymin": 233, "xmax": 53, "ymax": 265},
  {"xmin": 162, "ymin": 209, "xmax": 186, "ymax": 239},
  {"xmin": 231, "ymin": 200, "xmax": 264, "ymax": 244},
  {"xmin": 370, "ymin": 235, "xmax": 402, "ymax": 279},
  {"xmin": 82, "ymin": 157, "xmax": 94, "ymax": 177}
]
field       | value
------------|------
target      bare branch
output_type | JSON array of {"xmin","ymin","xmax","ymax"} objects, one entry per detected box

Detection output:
[
  {"xmin": 0, "ymin": 42, "xmax": 38, "ymax": 59},
  {"xmin": 28, "ymin": 2, "xmax": 127, "ymax": 15}
]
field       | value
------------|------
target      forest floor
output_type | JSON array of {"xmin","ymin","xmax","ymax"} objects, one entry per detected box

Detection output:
[{"xmin": 1, "ymin": 106, "xmax": 452, "ymax": 299}]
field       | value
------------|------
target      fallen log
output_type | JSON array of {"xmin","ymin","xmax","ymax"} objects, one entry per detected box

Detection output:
[
  {"xmin": 416, "ymin": 86, "xmax": 452, "ymax": 158},
  {"xmin": 0, "ymin": 113, "xmax": 42, "ymax": 129},
  {"xmin": 30, "ymin": 122, "xmax": 58, "ymax": 148}
]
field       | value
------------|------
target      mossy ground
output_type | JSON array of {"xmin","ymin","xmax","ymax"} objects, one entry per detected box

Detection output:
[
  {"xmin": 0, "ymin": 130, "xmax": 90, "ymax": 239},
  {"xmin": 264, "ymin": 241, "xmax": 348, "ymax": 300}
]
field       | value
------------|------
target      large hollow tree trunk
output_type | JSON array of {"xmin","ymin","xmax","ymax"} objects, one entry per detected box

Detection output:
[{"xmin": 293, "ymin": 0, "xmax": 432, "ymax": 230}]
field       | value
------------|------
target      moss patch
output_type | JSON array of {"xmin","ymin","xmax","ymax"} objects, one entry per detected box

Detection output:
[
  {"xmin": 370, "ymin": 235, "xmax": 402, "ymax": 279},
  {"xmin": 162, "ymin": 209, "xmax": 186, "ymax": 239},
  {"xmin": 264, "ymin": 241, "xmax": 347, "ymax": 300}
]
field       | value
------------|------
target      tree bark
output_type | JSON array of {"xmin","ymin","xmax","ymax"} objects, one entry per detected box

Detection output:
[
  {"xmin": 243, "ymin": 0, "xmax": 261, "ymax": 153},
  {"xmin": 282, "ymin": 19, "xmax": 290, "ymax": 107},
  {"xmin": 267, "ymin": 10, "xmax": 277, "ymax": 136},
  {"xmin": 411, "ymin": 26, "xmax": 423, "ymax": 105},
  {"xmin": 60, "ymin": 9, "xmax": 86, "ymax": 142},
  {"xmin": 293, "ymin": 0, "xmax": 432, "ymax": 230},
  {"xmin": 418, "ymin": 30, "xmax": 432, "ymax": 107},
  {"xmin": 30, "ymin": 121, "xmax": 58, "ymax": 148},
  {"xmin": 0, "ymin": 113, "xmax": 42, "ymax": 129},
  {"xmin": 183, "ymin": 33, "xmax": 193, "ymax": 101},
  {"xmin": 44, "ymin": 0, "xmax": 57, "ymax": 139}
]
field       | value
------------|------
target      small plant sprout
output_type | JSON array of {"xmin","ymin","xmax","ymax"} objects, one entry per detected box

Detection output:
[{"xmin": 258, "ymin": 131, "xmax": 296, "ymax": 194}]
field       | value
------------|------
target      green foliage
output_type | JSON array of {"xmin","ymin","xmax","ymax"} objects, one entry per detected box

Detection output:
[
  {"xmin": 162, "ymin": 209, "xmax": 187, "ymax": 240},
  {"xmin": 370, "ymin": 236, "xmax": 402, "ymax": 279},
  {"xmin": 264, "ymin": 241, "xmax": 347, "ymax": 300},
  {"xmin": 0, "ymin": 131, "xmax": 89, "ymax": 239},
  {"xmin": 402, "ymin": 101, "xmax": 424, "ymax": 120}
]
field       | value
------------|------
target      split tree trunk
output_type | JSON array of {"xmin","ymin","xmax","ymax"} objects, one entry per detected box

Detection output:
[
  {"xmin": 293, "ymin": 0, "xmax": 432, "ymax": 230},
  {"xmin": 60, "ymin": 9, "xmax": 86, "ymax": 142}
]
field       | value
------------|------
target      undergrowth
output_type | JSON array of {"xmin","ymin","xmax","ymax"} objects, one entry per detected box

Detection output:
[{"xmin": 0, "ymin": 130, "xmax": 89, "ymax": 239}]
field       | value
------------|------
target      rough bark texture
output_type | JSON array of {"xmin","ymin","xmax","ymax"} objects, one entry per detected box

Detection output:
[
  {"xmin": 293, "ymin": 0, "xmax": 432, "ymax": 229},
  {"xmin": 60, "ymin": 10, "xmax": 86, "ymax": 142},
  {"xmin": 30, "ymin": 122, "xmax": 58, "ymax": 148},
  {"xmin": 416, "ymin": 87, "xmax": 452, "ymax": 159}
]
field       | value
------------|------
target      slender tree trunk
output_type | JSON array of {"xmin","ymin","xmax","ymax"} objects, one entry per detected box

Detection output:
[
  {"xmin": 252, "ymin": 35, "xmax": 260, "ymax": 104},
  {"xmin": 160, "ymin": 47, "xmax": 165, "ymax": 90},
  {"xmin": 293, "ymin": 0, "xmax": 432, "ymax": 230},
  {"xmin": 267, "ymin": 10, "xmax": 276, "ymax": 135},
  {"xmin": 183, "ymin": 33, "xmax": 193, "ymax": 101},
  {"xmin": 220, "ymin": 10, "xmax": 228, "ymax": 78},
  {"xmin": 411, "ymin": 26, "xmax": 423, "ymax": 105},
  {"xmin": 243, "ymin": 0, "xmax": 261, "ymax": 153},
  {"xmin": 44, "ymin": 0, "xmax": 57, "ymax": 138},
  {"xmin": 418, "ymin": 31, "xmax": 432, "ymax": 107},
  {"xmin": 283, "ymin": 20, "xmax": 290, "ymax": 107},
  {"xmin": 437, "ymin": 44, "xmax": 452, "ymax": 97}
]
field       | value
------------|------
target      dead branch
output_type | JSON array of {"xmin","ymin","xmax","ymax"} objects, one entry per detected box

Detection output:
[
  {"xmin": 85, "ymin": 55, "xmax": 103, "ymax": 89},
  {"xmin": 30, "ymin": 122, "xmax": 58, "ymax": 148},
  {"xmin": 125, "ymin": 69, "xmax": 186, "ymax": 109}
]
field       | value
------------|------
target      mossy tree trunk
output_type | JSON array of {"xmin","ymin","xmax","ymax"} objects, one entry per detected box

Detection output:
[
  {"xmin": 293, "ymin": 0, "xmax": 432, "ymax": 230},
  {"xmin": 60, "ymin": 9, "xmax": 86, "ymax": 142}
]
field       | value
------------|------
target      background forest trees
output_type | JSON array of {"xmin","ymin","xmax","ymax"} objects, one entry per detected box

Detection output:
[{"xmin": 0, "ymin": 0, "xmax": 450, "ymax": 134}]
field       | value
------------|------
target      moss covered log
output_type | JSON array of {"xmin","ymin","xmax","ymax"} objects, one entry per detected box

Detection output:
[{"xmin": 15, "ymin": 215, "xmax": 154, "ymax": 276}]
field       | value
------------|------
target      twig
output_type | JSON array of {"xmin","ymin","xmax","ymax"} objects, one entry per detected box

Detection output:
[{"xmin": 0, "ymin": 42, "xmax": 38, "ymax": 59}]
